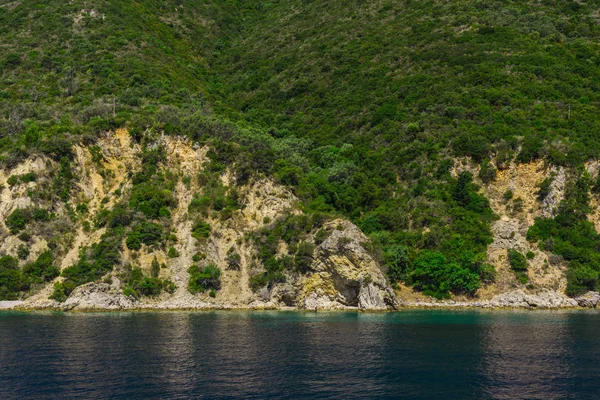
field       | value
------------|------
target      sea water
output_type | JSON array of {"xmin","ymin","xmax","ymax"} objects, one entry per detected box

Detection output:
[{"xmin": 1, "ymin": 310, "xmax": 599, "ymax": 399}]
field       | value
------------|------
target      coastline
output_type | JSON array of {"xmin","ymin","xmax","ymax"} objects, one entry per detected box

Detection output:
[
  {"xmin": 1, "ymin": 302, "xmax": 594, "ymax": 313},
  {"xmin": 3, "ymin": 289, "xmax": 598, "ymax": 313}
]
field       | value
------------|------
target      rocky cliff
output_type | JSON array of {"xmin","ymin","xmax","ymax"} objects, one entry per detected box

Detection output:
[
  {"xmin": 0, "ymin": 130, "xmax": 401, "ymax": 311},
  {"xmin": 1, "ymin": 131, "xmax": 598, "ymax": 311}
]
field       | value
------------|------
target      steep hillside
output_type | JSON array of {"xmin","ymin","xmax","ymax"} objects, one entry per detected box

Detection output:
[
  {"xmin": 0, "ymin": 130, "xmax": 396, "ymax": 310},
  {"xmin": 2, "ymin": 0, "xmax": 600, "ymax": 308}
]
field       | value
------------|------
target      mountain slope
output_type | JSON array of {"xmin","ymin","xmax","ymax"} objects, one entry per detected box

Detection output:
[{"xmin": 2, "ymin": 0, "xmax": 600, "ymax": 306}]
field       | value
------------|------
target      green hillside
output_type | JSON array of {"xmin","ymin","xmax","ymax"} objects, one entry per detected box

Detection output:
[{"xmin": 2, "ymin": 0, "xmax": 600, "ymax": 298}]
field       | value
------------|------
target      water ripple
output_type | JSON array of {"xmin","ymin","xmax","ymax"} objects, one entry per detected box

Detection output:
[{"xmin": 1, "ymin": 310, "xmax": 600, "ymax": 399}]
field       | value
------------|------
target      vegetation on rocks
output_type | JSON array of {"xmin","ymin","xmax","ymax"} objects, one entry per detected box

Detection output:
[
  {"xmin": 121, "ymin": 263, "xmax": 176, "ymax": 299},
  {"xmin": 508, "ymin": 249, "xmax": 529, "ymax": 284},
  {"xmin": 3, "ymin": 0, "xmax": 600, "ymax": 301},
  {"xmin": 528, "ymin": 173, "xmax": 600, "ymax": 296},
  {"xmin": 0, "ymin": 251, "xmax": 58, "ymax": 300},
  {"xmin": 188, "ymin": 264, "xmax": 221, "ymax": 294}
]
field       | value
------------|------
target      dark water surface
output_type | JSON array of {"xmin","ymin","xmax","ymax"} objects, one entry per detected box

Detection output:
[{"xmin": 1, "ymin": 310, "xmax": 600, "ymax": 399}]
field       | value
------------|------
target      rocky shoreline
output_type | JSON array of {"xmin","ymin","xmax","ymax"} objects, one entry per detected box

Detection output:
[{"xmin": 3, "ymin": 289, "xmax": 599, "ymax": 312}]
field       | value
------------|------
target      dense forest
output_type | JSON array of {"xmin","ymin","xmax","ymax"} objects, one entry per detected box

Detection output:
[{"xmin": 2, "ymin": 0, "xmax": 600, "ymax": 300}]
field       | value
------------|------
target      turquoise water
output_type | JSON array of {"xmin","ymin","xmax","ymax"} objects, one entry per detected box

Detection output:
[{"xmin": 1, "ymin": 310, "xmax": 599, "ymax": 399}]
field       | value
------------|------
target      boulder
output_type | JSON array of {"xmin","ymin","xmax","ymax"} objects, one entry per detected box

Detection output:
[
  {"xmin": 62, "ymin": 283, "xmax": 136, "ymax": 310},
  {"xmin": 574, "ymin": 291, "xmax": 600, "ymax": 308},
  {"xmin": 270, "ymin": 283, "xmax": 297, "ymax": 306},
  {"xmin": 357, "ymin": 282, "xmax": 386, "ymax": 310},
  {"xmin": 301, "ymin": 220, "xmax": 397, "ymax": 310}
]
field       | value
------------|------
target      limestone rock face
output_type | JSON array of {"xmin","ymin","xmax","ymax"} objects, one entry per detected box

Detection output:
[
  {"xmin": 3, "ymin": 134, "xmax": 587, "ymax": 311},
  {"xmin": 357, "ymin": 282, "xmax": 387, "ymax": 310},
  {"xmin": 541, "ymin": 167, "xmax": 566, "ymax": 218},
  {"xmin": 62, "ymin": 283, "xmax": 136, "ymax": 311},
  {"xmin": 574, "ymin": 291, "xmax": 600, "ymax": 308},
  {"xmin": 270, "ymin": 283, "xmax": 297, "ymax": 307},
  {"xmin": 300, "ymin": 220, "xmax": 397, "ymax": 310},
  {"xmin": 303, "ymin": 291, "xmax": 347, "ymax": 310}
]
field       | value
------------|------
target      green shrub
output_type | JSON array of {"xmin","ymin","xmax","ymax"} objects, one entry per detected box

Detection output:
[
  {"xmin": 314, "ymin": 228, "xmax": 330, "ymax": 245},
  {"xmin": 384, "ymin": 244, "xmax": 410, "ymax": 283},
  {"xmin": 5, "ymin": 209, "xmax": 29, "ymax": 233},
  {"xmin": 5, "ymin": 207, "xmax": 51, "ymax": 233},
  {"xmin": 508, "ymin": 249, "xmax": 528, "ymax": 272},
  {"xmin": 49, "ymin": 280, "xmax": 76, "ymax": 303},
  {"xmin": 167, "ymin": 246, "xmax": 179, "ymax": 258},
  {"xmin": 126, "ymin": 222, "xmax": 163, "ymax": 250},
  {"xmin": 0, "ymin": 269, "xmax": 29, "ymax": 300},
  {"xmin": 21, "ymin": 172, "xmax": 37, "ymax": 183},
  {"xmin": 138, "ymin": 276, "xmax": 164, "ymax": 297},
  {"xmin": 508, "ymin": 249, "xmax": 528, "ymax": 284},
  {"xmin": 250, "ymin": 269, "xmax": 286, "ymax": 292},
  {"xmin": 479, "ymin": 264, "xmax": 497, "ymax": 285},
  {"xmin": 18, "ymin": 232, "xmax": 31, "ymax": 242},
  {"xmin": 151, "ymin": 257, "xmax": 160, "ymax": 278},
  {"xmin": 22, "ymin": 251, "xmax": 59, "ymax": 283},
  {"xmin": 123, "ymin": 286, "xmax": 138, "ymax": 298},
  {"xmin": 191, "ymin": 220, "xmax": 210, "ymax": 240},
  {"xmin": 188, "ymin": 196, "xmax": 211, "ymax": 213},
  {"xmin": 163, "ymin": 280, "xmax": 176, "ymax": 294},
  {"xmin": 537, "ymin": 177, "xmax": 554, "ymax": 201},
  {"xmin": 0, "ymin": 255, "xmax": 19, "ymax": 270},
  {"xmin": 121, "ymin": 264, "xmax": 175, "ymax": 298},
  {"xmin": 106, "ymin": 204, "xmax": 132, "ymax": 228},
  {"xmin": 130, "ymin": 182, "xmax": 176, "ymax": 218},
  {"xmin": 294, "ymin": 241, "xmax": 314, "ymax": 272},
  {"xmin": 76, "ymin": 203, "xmax": 89, "ymax": 214},
  {"xmin": 0, "ymin": 255, "xmax": 27, "ymax": 300},
  {"xmin": 566, "ymin": 263, "xmax": 598, "ymax": 297},
  {"xmin": 226, "ymin": 247, "xmax": 241, "ymax": 270},
  {"xmin": 410, "ymin": 251, "xmax": 481, "ymax": 299},
  {"xmin": 188, "ymin": 264, "xmax": 221, "ymax": 294},
  {"xmin": 7, "ymin": 175, "xmax": 18, "ymax": 186},
  {"xmin": 53, "ymin": 157, "xmax": 74, "ymax": 202},
  {"xmin": 512, "ymin": 197, "xmax": 524, "ymax": 213},
  {"xmin": 478, "ymin": 159, "xmax": 497, "ymax": 184}
]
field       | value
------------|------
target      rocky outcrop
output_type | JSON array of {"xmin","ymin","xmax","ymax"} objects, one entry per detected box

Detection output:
[
  {"xmin": 303, "ymin": 291, "xmax": 349, "ymax": 310},
  {"xmin": 401, "ymin": 290, "xmax": 578, "ymax": 309},
  {"xmin": 358, "ymin": 282, "xmax": 389, "ymax": 310},
  {"xmin": 299, "ymin": 220, "xmax": 398, "ymax": 310},
  {"xmin": 488, "ymin": 290, "xmax": 577, "ymax": 308},
  {"xmin": 541, "ymin": 167, "xmax": 566, "ymax": 218},
  {"xmin": 0, "ymin": 301, "xmax": 23, "ymax": 309},
  {"xmin": 270, "ymin": 283, "xmax": 298, "ymax": 307},
  {"xmin": 62, "ymin": 283, "xmax": 136, "ymax": 311},
  {"xmin": 574, "ymin": 291, "xmax": 600, "ymax": 308}
]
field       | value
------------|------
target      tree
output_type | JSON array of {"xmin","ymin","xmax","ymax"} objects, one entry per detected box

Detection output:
[
  {"xmin": 384, "ymin": 245, "xmax": 409, "ymax": 283},
  {"xmin": 453, "ymin": 172, "xmax": 473, "ymax": 207}
]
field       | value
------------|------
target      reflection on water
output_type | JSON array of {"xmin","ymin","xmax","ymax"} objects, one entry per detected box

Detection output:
[
  {"xmin": 1, "ymin": 310, "xmax": 600, "ymax": 399},
  {"xmin": 481, "ymin": 312, "xmax": 573, "ymax": 399}
]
